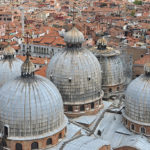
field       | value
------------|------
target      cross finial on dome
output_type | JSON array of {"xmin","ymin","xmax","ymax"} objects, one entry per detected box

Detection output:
[{"xmin": 21, "ymin": 31, "xmax": 35, "ymax": 77}]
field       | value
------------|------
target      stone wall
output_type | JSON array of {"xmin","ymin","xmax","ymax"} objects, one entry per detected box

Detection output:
[
  {"xmin": 123, "ymin": 116, "xmax": 150, "ymax": 136},
  {"xmin": 4, "ymin": 127, "xmax": 66, "ymax": 150},
  {"xmin": 64, "ymin": 98, "xmax": 104, "ymax": 118}
]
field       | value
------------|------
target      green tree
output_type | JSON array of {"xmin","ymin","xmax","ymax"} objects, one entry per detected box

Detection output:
[{"xmin": 134, "ymin": 0, "xmax": 142, "ymax": 5}]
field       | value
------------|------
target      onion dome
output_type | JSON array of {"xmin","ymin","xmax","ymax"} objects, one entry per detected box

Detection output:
[
  {"xmin": 0, "ymin": 44, "xmax": 23, "ymax": 87},
  {"xmin": 47, "ymin": 26, "xmax": 103, "ymax": 117},
  {"xmin": 64, "ymin": 26, "xmax": 84, "ymax": 44},
  {"xmin": 124, "ymin": 63, "xmax": 150, "ymax": 125},
  {"xmin": 0, "ymin": 52, "xmax": 67, "ymax": 140}
]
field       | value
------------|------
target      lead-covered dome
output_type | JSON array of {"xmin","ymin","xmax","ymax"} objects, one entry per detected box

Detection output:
[
  {"xmin": 91, "ymin": 38, "xmax": 125, "ymax": 99},
  {"xmin": 0, "ymin": 51, "xmax": 67, "ymax": 140},
  {"xmin": 0, "ymin": 44, "xmax": 23, "ymax": 87},
  {"xmin": 100, "ymin": 49, "xmax": 125, "ymax": 86},
  {"xmin": 124, "ymin": 63, "xmax": 150, "ymax": 123},
  {"xmin": 0, "ymin": 75, "xmax": 67, "ymax": 139},
  {"xmin": 47, "ymin": 26, "xmax": 103, "ymax": 117}
]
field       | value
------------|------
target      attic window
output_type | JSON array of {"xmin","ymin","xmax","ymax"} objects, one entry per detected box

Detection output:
[{"xmin": 131, "ymin": 124, "xmax": 134, "ymax": 131}]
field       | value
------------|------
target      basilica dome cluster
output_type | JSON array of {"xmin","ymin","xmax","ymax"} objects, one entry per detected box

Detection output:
[{"xmin": 0, "ymin": 24, "xmax": 148, "ymax": 150}]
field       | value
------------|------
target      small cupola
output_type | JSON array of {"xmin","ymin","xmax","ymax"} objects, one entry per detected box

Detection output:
[
  {"xmin": 3, "ymin": 44, "xmax": 16, "ymax": 59},
  {"xmin": 21, "ymin": 51, "xmax": 35, "ymax": 77},
  {"xmin": 64, "ymin": 26, "xmax": 84, "ymax": 49},
  {"xmin": 97, "ymin": 37, "xmax": 107, "ymax": 50}
]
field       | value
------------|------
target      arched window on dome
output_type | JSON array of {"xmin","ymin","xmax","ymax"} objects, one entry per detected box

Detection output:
[
  {"xmin": 31, "ymin": 142, "xmax": 38, "ymax": 150},
  {"xmin": 91, "ymin": 102, "xmax": 94, "ymax": 109},
  {"xmin": 68, "ymin": 105, "xmax": 73, "ymax": 112},
  {"xmin": 46, "ymin": 138, "xmax": 52, "ymax": 145},
  {"xmin": 109, "ymin": 88, "xmax": 112, "ymax": 93},
  {"xmin": 130, "ymin": 124, "xmax": 134, "ymax": 131},
  {"xmin": 141, "ymin": 127, "xmax": 146, "ymax": 134},
  {"xmin": 16, "ymin": 143, "xmax": 22, "ymax": 150},
  {"xmin": 117, "ymin": 87, "xmax": 120, "ymax": 91},
  {"xmin": 125, "ymin": 119, "xmax": 127, "ymax": 125},
  {"xmin": 59, "ymin": 133, "xmax": 62, "ymax": 139},
  {"xmin": 80, "ymin": 105, "xmax": 85, "ymax": 111},
  {"xmin": 4, "ymin": 125, "xmax": 8, "ymax": 137}
]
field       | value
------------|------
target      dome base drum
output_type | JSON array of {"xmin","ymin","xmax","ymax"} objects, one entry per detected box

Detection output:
[{"xmin": 64, "ymin": 91, "xmax": 104, "ymax": 118}]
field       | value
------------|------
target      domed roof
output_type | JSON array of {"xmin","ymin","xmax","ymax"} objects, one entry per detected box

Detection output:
[
  {"xmin": 64, "ymin": 26, "xmax": 84, "ymax": 44},
  {"xmin": 0, "ymin": 75, "xmax": 67, "ymax": 139},
  {"xmin": 47, "ymin": 25, "xmax": 102, "ymax": 105},
  {"xmin": 100, "ymin": 55, "xmax": 125, "ymax": 86},
  {"xmin": 47, "ymin": 49, "xmax": 102, "ymax": 105},
  {"xmin": 0, "ymin": 49, "xmax": 23, "ymax": 87},
  {"xmin": 3, "ymin": 44, "xmax": 15, "ymax": 56},
  {"xmin": 124, "ymin": 64, "xmax": 150, "ymax": 124}
]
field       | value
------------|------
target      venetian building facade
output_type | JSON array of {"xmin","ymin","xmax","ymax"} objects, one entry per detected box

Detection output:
[
  {"xmin": 91, "ymin": 37, "xmax": 125, "ymax": 99},
  {"xmin": 122, "ymin": 63, "xmax": 150, "ymax": 136},
  {"xmin": 46, "ymin": 26, "xmax": 104, "ymax": 118},
  {"xmin": 0, "ymin": 51, "xmax": 67, "ymax": 150},
  {"xmin": 0, "ymin": 44, "xmax": 23, "ymax": 87}
]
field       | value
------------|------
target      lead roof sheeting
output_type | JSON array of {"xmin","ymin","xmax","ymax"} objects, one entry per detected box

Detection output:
[
  {"xmin": 47, "ymin": 48, "xmax": 102, "ymax": 104},
  {"xmin": 95, "ymin": 112, "xmax": 150, "ymax": 149},
  {"xmin": 0, "ymin": 58, "xmax": 23, "ymax": 87},
  {"xmin": 63, "ymin": 135, "xmax": 110, "ymax": 150}
]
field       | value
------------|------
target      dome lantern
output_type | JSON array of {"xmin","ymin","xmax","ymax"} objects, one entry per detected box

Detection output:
[
  {"xmin": 3, "ymin": 44, "xmax": 16, "ymax": 59},
  {"xmin": 21, "ymin": 51, "xmax": 35, "ymax": 77},
  {"xmin": 64, "ymin": 26, "xmax": 85, "ymax": 49},
  {"xmin": 96, "ymin": 37, "xmax": 107, "ymax": 50}
]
